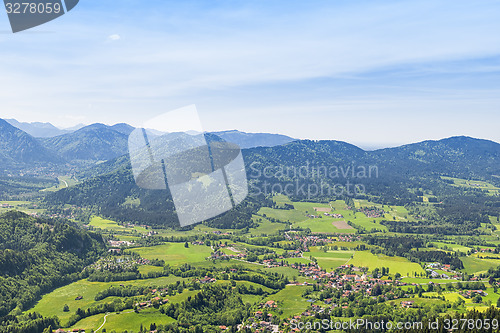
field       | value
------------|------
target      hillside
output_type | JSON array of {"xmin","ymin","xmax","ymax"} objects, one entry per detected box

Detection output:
[
  {"xmin": 0, "ymin": 211, "xmax": 106, "ymax": 331},
  {"xmin": 41, "ymin": 124, "xmax": 129, "ymax": 161},
  {"xmin": 0, "ymin": 119, "xmax": 63, "ymax": 169}
]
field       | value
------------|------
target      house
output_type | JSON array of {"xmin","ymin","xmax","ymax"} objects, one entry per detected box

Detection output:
[
  {"xmin": 264, "ymin": 300, "xmax": 277, "ymax": 308},
  {"xmin": 401, "ymin": 301, "xmax": 414, "ymax": 308},
  {"xmin": 199, "ymin": 276, "xmax": 216, "ymax": 284},
  {"xmin": 75, "ymin": 296, "xmax": 83, "ymax": 300}
]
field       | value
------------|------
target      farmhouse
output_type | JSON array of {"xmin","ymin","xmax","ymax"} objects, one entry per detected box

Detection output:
[{"xmin": 401, "ymin": 301, "xmax": 415, "ymax": 308}]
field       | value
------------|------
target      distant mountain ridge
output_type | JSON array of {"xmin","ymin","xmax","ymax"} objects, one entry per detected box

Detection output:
[
  {"xmin": 211, "ymin": 130, "xmax": 295, "ymax": 148},
  {"xmin": 5, "ymin": 119, "xmax": 70, "ymax": 137},
  {"xmin": 41, "ymin": 123, "xmax": 129, "ymax": 161}
]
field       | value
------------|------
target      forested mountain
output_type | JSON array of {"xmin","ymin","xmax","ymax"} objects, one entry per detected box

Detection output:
[
  {"xmin": 41, "ymin": 124, "xmax": 129, "ymax": 161},
  {"xmin": 44, "ymin": 135, "xmax": 500, "ymax": 231},
  {"xmin": 0, "ymin": 119, "xmax": 63, "ymax": 170},
  {"xmin": 211, "ymin": 130, "xmax": 295, "ymax": 148},
  {"xmin": 5, "ymin": 119, "xmax": 70, "ymax": 138},
  {"xmin": 0, "ymin": 211, "xmax": 106, "ymax": 330},
  {"xmin": 371, "ymin": 136, "xmax": 500, "ymax": 181},
  {"xmin": 110, "ymin": 123, "xmax": 135, "ymax": 135}
]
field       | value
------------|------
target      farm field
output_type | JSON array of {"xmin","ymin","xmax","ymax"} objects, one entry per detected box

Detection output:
[
  {"xmin": 461, "ymin": 256, "xmax": 500, "ymax": 274},
  {"xmin": 250, "ymin": 215, "xmax": 287, "ymax": 236},
  {"xmin": 129, "ymin": 243, "xmax": 212, "ymax": 266},
  {"xmin": 89, "ymin": 216, "xmax": 148, "ymax": 234},
  {"xmin": 304, "ymin": 247, "xmax": 354, "ymax": 271},
  {"xmin": 264, "ymin": 286, "xmax": 310, "ymax": 318},
  {"xmin": 258, "ymin": 207, "xmax": 307, "ymax": 223},
  {"xmin": 433, "ymin": 242, "xmax": 472, "ymax": 252},
  {"xmin": 41, "ymin": 176, "xmax": 79, "ymax": 192},
  {"xmin": 0, "ymin": 200, "xmax": 45, "ymax": 214},
  {"xmin": 70, "ymin": 308, "xmax": 175, "ymax": 332},
  {"xmin": 350, "ymin": 251, "xmax": 425, "ymax": 277},
  {"xmin": 441, "ymin": 176, "xmax": 500, "ymax": 196}
]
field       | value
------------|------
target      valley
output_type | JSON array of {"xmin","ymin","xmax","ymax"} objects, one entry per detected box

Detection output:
[
  {"xmin": 1, "ymin": 119, "xmax": 500, "ymax": 332},
  {"xmin": 2, "ymin": 191, "xmax": 499, "ymax": 332}
]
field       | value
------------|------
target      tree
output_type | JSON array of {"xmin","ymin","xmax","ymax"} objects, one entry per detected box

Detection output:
[
  {"xmin": 184, "ymin": 242, "xmax": 189, "ymax": 248},
  {"xmin": 63, "ymin": 304, "xmax": 70, "ymax": 312}
]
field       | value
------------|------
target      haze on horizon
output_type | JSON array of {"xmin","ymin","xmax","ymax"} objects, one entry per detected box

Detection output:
[{"xmin": 1, "ymin": 0, "xmax": 500, "ymax": 148}]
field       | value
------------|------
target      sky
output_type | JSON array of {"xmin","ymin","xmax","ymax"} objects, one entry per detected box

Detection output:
[{"xmin": 1, "ymin": 0, "xmax": 500, "ymax": 148}]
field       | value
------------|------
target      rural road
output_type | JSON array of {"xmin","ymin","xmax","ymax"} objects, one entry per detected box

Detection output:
[
  {"xmin": 95, "ymin": 310, "xmax": 135, "ymax": 332},
  {"xmin": 61, "ymin": 179, "xmax": 68, "ymax": 188},
  {"xmin": 94, "ymin": 312, "xmax": 110, "ymax": 333}
]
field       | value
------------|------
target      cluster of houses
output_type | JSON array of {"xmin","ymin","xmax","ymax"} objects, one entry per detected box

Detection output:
[
  {"xmin": 337, "ymin": 234, "xmax": 361, "ymax": 242},
  {"xmin": 84, "ymin": 256, "xmax": 151, "ymax": 272},
  {"xmin": 0, "ymin": 203, "xmax": 13, "ymax": 209},
  {"xmin": 358, "ymin": 207, "xmax": 385, "ymax": 218},
  {"xmin": 237, "ymin": 309, "xmax": 279, "ymax": 333},
  {"xmin": 135, "ymin": 288, "xmax": 170, "ymax": 309},
  {"xmin": 324, "ymin": 212, "xmax": 344, "ymax": 218},
  {"xmin": 426, "ymin": 263, "xmax": 461, "ymax": 279},
  {"xmin": 284, "ymin": 232, "xmax": 334, "ymax": 250},
  {"xmin": 460, "ymin": 289, "xmax": 487, "ymax": 299},
  {"xmin": 211, "ymin": 249, "xmax": 246, "ymax": 260},
  {"xmin": 108, "ymin": 240, "xmax": 135, "ymax": 247},
  {"xmin": 198, "ymin": 276, "xmax": 217, "ymax": 284},
  {"xmin": 240, "ymin": 316, "xmax": 279, "ymax": 333}
]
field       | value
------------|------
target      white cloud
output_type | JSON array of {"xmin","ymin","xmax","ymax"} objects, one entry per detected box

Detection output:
[{"xmin": 107, "ymin": 34, "xmax": 121, "ymax": 41}]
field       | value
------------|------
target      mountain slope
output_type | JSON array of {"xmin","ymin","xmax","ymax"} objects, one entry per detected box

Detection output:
[
  {"xmin": 41, "ymin": 123, "xmax": 129, "ymax": 161},
  {"xmin": 211, "ymin": 130, "xmax": 295, "ymax": 148},
  {"xmin": 0, "ymin": 119, "xmax": 63, "ymax": 168},
  {"xmin": 110, "ymin": 123, "xmax": 135, "ymax": 135},
  {"xmin": 371, "ymin": 136, "xmax": 500, "ymax": 180},
  {"xmin": 0, "ymin": 211, "xmax": 105, "ymax": 330}
]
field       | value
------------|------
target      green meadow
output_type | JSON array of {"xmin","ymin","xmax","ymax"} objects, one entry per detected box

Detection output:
[
  {"xmin": 264, "ymin": 286, "xmax": 310, "ymax": 318},
  {"xmin": 89, "ymin": 216, "xmax": 148, "ymax": 234},
  {"xmin": 70, "ymin": 308, "xmax": 175, "ymax": 332},
  {"xmin": 129, "ymin": 243, "xmax": 212, "ymax": 266},
  {"xmin": 250, "ymin": 215, "xmax": 288, "ymax": 236},
  {"xmin": 27, "ymin": 276, "xmax": 185, "ymax": 326},
  {"xmin": 350, "ymin": 251, "xmax": 424, "ymax": 277},
  {"xmin": 461, "ymin": 256, "xmax": 500, "ymax": 274},
  {"xmin": 304, "ymin": 247, "xmax": 354, "ymax": 271}
]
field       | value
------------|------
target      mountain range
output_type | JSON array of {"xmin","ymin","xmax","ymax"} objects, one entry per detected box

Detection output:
[{"xmin": 0, "ymin": 118, "xmax": 296, "ymax": 170}]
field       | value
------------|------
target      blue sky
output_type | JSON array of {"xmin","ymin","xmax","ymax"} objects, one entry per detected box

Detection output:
[{"xmin": 1, "ymin": 0, "xmax": 500, "ymax": 148}]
